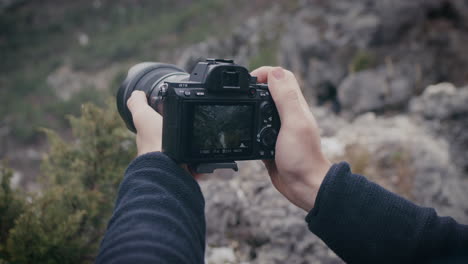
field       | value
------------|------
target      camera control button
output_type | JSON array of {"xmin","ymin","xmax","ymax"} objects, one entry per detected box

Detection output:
[
  {"xmin": 257, "ymin": 84, "xmax": 269, "ymax": 90},
  {"xmin": 215, "ymin": 59, "xmax": 234, "ymax": 63},
  {"xmin": 260, "ymin": 102, "xmax": 274, "ymax": 116},
  {"xmin": 259, "ymin": 127, "xmax": 278, "ymax": 148},
  {"xmin": 248, "ymin": 88, "xmax": 257, "ymax": 97},
  {"xmin": 195, "ymin": 91, "xmax": 205, "ymax": 96},
  {"xmin": 259, "ymin": 150, "xmax": 265, "ymax": 156},
  {"xmin": 184, "ymin": 91, "xmax": 191, "ymax": 96}
]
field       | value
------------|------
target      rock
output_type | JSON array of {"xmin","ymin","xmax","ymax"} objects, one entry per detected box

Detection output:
[
  {"xmin": 310, "ymin": 106, "xmax": 348, "ymax": 137},
  {"xmin": 410, "ymin": 83, "xmax": 468, "ymax": 119},
  {"xmin": 278, "ymin": 0, "xmax": 468, "ymax": 110},
  {"xmin": 200, "ymin": 161, "xmax": 342, "ymax": 264},
  {"xmin": 205, "ymin": 247, "xmax": 237, "ymax": 264},
  {"xmin": 338, "ymin": 66, "xmax": 413, "ymax": 116},
  {"xmin": 371, "ymin": 1, "xmax": 430, "ymax": 44},
  {"xmin": 200, "ymin": 95, "xmax": 468, "ymax": 263},
  {"xmin": 47, "ymin": 65, "xmax": 90, "ymax": 100},
  {"xmin": 173, "ymin": 0, "xmax": 468, "ymax": 114},
  {"xmin": 321, "ymin": 137, "xmax": 345, "ymax": 158},
  {"xmin": 46, "ymin": 64, "xmax": 121, "ymax": 100},
  {"xmin": 77, "ymin": 32, "xmax": 89, "ymax": 47},
  {"xmin": 410, "ymin": 83, "xmax": 468, "ymax": 173},
  {"xmin": 279, "ymin": 6, "xmax": 349, "ymax": 102},
  {"xmin": 10, "ymin": 171, "xmax": 22, "ymax": 189},
  {"xmin": 175, "ymin": 7, "xmax": 285, "ymax": 72},
  {"xmin": 328, "ymin": 113, "xmax": 468, "ymax": 222},
  {"xmin": 451, "ymin": 0, "xmax": 468, "ymax": 27}
]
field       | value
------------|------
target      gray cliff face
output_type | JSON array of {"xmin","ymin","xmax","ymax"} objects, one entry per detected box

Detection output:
[
  {"xmin": 202, "ymin": 100, "xmax": 468, "ymax": 263},
  {"xmin": 410, "ymin": 83, "xmax": 468, "ymax": 175},
  {"xmin": 170, "ymin": 1, "xmax": 468, "ymax": 263},
  {"xmin": 177, "ymin": 0, "xmax": 468, "ymax": 107},
  {"xmin": 201, "ymin": 161, "xmax": 342, "ymax": 264}
]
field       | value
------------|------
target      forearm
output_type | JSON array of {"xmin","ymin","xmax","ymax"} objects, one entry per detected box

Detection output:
[
  {"xmin": 306, "ymin": 162, "xmax": 468, "ymax": 263},
  {"xmin": 96, "ymin": 152, "xmax": 205, "ymax": 264}
]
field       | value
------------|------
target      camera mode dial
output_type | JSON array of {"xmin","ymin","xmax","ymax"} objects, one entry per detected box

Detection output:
[
  {"xmin": 259, "ymin": 127, "xmax": 278, "ymax": 148},
  {"xmin": 260, "ymin": 101, "xmax": 274, "ymax": 116}
]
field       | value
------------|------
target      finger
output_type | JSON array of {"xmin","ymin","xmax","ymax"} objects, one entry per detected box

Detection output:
[
  {"xmin": 253, "ymin": 67, "xmax": 310, "ymax": 116},
  {"xmin": 267, "ymin": 67, "xmax": 307, "ymax": 119},
  {"xmin": 184, "ymin": 164, "xmax": 204, "ymax": 181},
  {"xmin": 127, "ymin": 91, "xmax": 148, "ymax": 114},
  {"xmin": 251, "ymin": 66, "xmax": 274, "ymax": 83}
]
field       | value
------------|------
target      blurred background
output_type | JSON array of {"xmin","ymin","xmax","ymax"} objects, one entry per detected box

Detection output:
[{"xmin": 1, "ymin": 0, "xmax": 468, "ymax": 263}]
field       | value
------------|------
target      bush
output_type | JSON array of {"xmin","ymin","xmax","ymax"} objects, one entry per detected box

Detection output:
[
  {"xmin": 0, "ymin": 101, "xmax": 136, "ymax": 263},
  {"xmin": 0, "ymin": 165, "xmax": 25, "ymax": 261},
  {"xmin": 349, "ymin": 50, "xmax": 376, "ymax": 73}
]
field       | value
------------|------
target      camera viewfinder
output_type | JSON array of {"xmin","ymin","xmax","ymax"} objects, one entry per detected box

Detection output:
[{"xmin": 222, "ymin": 70, "xmax": 240, "ymax": 89}]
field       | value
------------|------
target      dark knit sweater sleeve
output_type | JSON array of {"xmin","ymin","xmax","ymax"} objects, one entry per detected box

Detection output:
[
  {"xmin": 306, "ymin": 162, "xmax": 468, "ymax": 264},
  {"xmin": 96, "ymin": 152, "xmax": 205, "ymax": 264}
]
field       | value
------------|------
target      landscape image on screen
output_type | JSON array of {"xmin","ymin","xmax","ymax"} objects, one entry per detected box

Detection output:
[{"xmin": 192, "ymin": 104, "xmax": 253, "ymax": 155}]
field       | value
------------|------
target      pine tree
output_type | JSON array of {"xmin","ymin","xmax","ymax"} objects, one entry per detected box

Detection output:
[{"xmin": 1, "ymin": 101, "xmax": 136, "ymax": 263}]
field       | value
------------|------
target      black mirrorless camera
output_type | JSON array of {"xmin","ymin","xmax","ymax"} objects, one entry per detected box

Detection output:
[{"xmin": 117, "ymin": 59, "xmax": 280, "ymax": 173}]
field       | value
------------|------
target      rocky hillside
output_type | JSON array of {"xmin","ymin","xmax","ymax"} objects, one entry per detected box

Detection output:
[
  {"xmin": 201, "ymin": 84, "xmax": 468, "ymax": 263},
  {"xmin": 171, "ymin": 1, "xmax": 468, "ymax": 263},
  {"xmin": 2, "ymin": 0, "xmax": 468, "ymax": 263}
]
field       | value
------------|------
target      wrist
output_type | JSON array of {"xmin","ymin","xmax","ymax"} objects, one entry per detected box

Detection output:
[
  {"xmin": 136, "ymin": 137, "xmax": 161, "ymax": 156},
  {"xmin": 297, "ymin": 156, "xmax": 331, "ymax": 212}
]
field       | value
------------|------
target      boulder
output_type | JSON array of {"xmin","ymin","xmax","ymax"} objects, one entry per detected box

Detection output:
[
  {"xmin": 200, "ymin": 105, "xmax": 468, "ymax": 264},
  {"xmin": 205, "ymin": 247, "xmax": 237, "ymax": 264},
  {"xmin": 327, "ymin": 113, "xmax": 468, "ymax": 223},
  {"xmin": 410, "ymin": 83, "xmax": 468, "ymax": 173},
  {"xmin": 200, "ymin": 160, "xmax": 341, "ymax": 264},
  {"xmin": 338, "ymin": 66, "xmax": 413, "ymax": 116}
]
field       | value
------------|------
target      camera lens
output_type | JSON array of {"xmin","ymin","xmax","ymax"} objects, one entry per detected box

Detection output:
[{"xmin": 116, "ymin": 62, "xmax": 189, "ymax": 133}]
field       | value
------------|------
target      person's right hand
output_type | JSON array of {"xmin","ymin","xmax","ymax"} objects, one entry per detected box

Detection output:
[{"xmin": 251, "ymin": 67, "xmax": 331, "ymax": 212}]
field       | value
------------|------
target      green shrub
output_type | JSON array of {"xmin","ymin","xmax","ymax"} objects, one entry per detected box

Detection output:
[
  {"xmin": 349, "ymin": 50, "xmax": 376, "ymax": 73},
  {"xmin": 1, "ymin": 101, "xmax": 136, "ymax": 263},
  {"xmin": 0, "ymin": 165, "xmax": 25, "ymax": 261}
]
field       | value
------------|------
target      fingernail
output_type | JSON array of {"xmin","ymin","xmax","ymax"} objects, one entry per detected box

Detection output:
[{"xmin": 272, "ymin": 67, "xmax": 285, "ymax": 80}]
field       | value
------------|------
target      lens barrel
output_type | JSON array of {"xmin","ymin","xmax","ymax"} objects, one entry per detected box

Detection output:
[{"xmin": 116, "ymin": 63, "xmax": 187, "ymax": 132}]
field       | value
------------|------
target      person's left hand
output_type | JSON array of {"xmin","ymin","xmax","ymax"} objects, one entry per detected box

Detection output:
[
  {"xmin": 127, "ymin": 90, "xmax": 201, "ymax": 179},
  {"xmin": 127, "ymin": 90, "xmax": 163, "ymax": 156}
]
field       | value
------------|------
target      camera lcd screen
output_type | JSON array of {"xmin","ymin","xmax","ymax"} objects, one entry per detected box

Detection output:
[{"xmin": 191, "ymin": 104, "xmax": 254, "ymax": 158}]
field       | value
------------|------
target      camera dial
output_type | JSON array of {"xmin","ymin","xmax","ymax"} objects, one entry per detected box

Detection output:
[{"xmin": 259, "ymin": 127, "xmax": 278, "ymax": 148}]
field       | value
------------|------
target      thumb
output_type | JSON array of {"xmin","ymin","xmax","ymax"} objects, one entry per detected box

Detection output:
[
  {"xmin": 127, "ymin": 91, "xmax": 149, "ymax": 114},
  {"xmin": 267, "ymin": 67, "xmax": 307, "ymax": 120}
]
